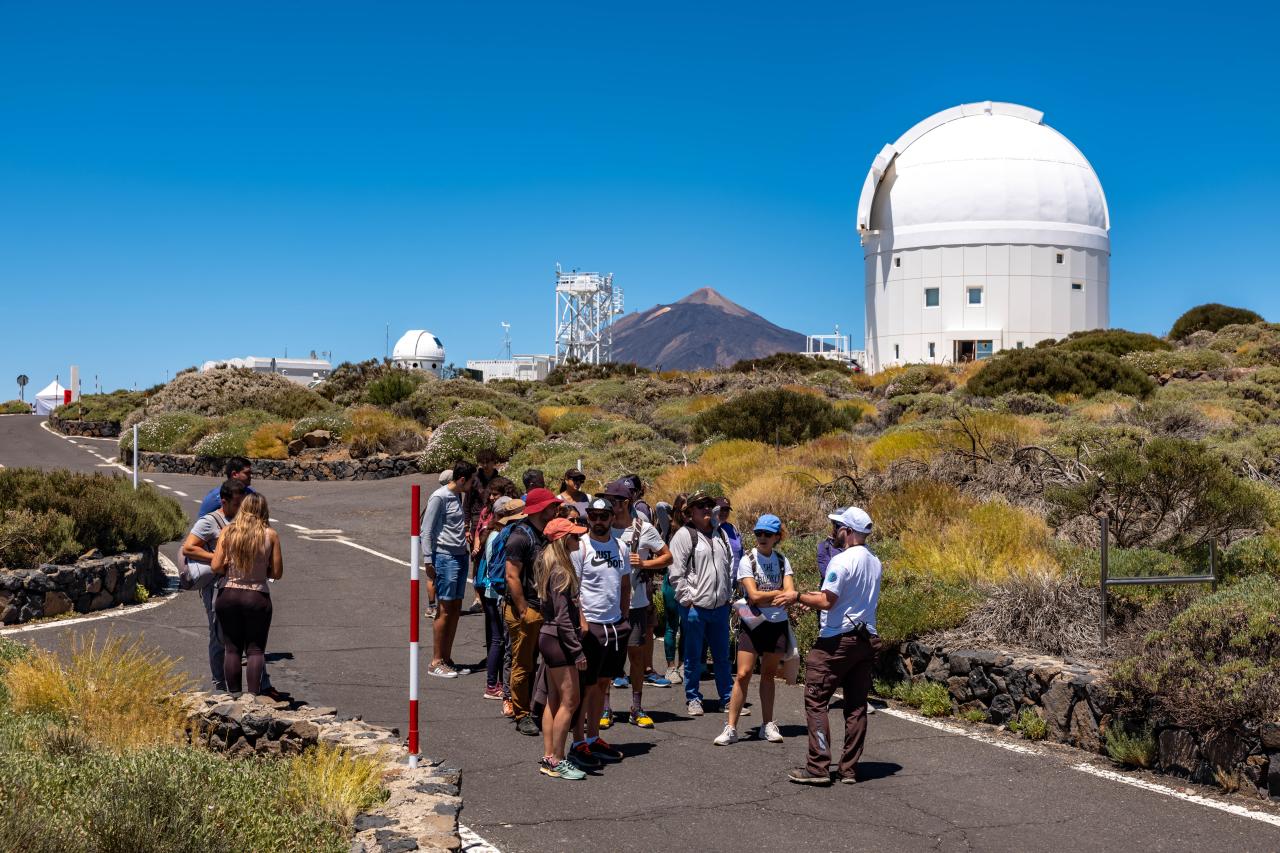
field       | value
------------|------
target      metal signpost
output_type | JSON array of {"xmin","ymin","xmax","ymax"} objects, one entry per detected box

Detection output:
[
  {"xmin": 16, "ymin": 374, "xmax": 27, "ymax": 402},
  {"xmin": 132, "ymin": 425, "xmax": 139, "ymax": 490},
  {"xmin": 408, "ymin": 485, "xmax": 422, "ymax": 768}
]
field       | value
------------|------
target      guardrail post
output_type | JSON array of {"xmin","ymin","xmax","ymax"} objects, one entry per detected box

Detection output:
[
  {"xmin": 1210, "ymin": 540, "xmax": 1217, "ymax": 593},
  {"xmin": 409, "ymin": 484, "xmax": 421, "ymax": 768},
  {"xmin": 132, "ymin": 424, "xmax": 139, "ymax": 490},
  {"xmin": 1099, "ymin": 513, "xmax": 1109, "ymax": 649}
]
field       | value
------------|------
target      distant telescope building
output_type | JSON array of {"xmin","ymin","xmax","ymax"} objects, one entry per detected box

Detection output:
[
  {"xmin": 392, "ymin": 330, "xmax": 446, "ymax": 376},
  {"xmin": 200, "ymin": 356, "xmax": 331, "ymax": 387},
  {"xmin": 857, "ymin": 101, "xmax": 1110, "ymax": 373}
]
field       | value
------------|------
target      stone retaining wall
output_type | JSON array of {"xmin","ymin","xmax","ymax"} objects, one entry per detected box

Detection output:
[
  {"xmin": 49, "ymin": 415, "xmax": 121, "ymax": 437},
  {"xmin": 886, "ymin": 641, "xmax": 1279, "ymax": 801},
  {"xmin": 0, "ymin": 549, "xmax": 163, "ymax": 625},
  {"xmin": 124, "ymin": 450, "xmax": 421, "ymax": 481},
  {"xmin": 186, "ymin": 692, "xmax": 462, "ymax": 852}
]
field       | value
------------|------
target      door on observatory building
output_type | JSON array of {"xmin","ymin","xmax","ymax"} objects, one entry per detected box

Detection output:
[{"xmin": 953, "ymin": 340, "xmax": 994, "ymax": 363}]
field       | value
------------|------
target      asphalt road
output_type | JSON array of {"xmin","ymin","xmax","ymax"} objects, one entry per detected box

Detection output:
[{"xmin": 3, "ymin": 413, "xmax": 1279, "ymax": 853}]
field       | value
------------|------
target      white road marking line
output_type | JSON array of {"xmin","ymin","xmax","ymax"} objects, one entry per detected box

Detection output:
[
  {"xmin": 156, "ymin": 484, "xmax": 172, "ymax": 490},
  {"xmin": 459, "ymin": 824, "xmax": 502, "ymax": 852},
  {"xmin": 286, "ymin": 523, "xmax": 307, "ymax": 530},
  {"xmin": 144, "ymin": 478, "xmax": 155, "ymax": 483},
  {"xmin": 173, "ymin": 491, "xmax": 187, "ymax": 497},
  {"xmin": 877, "ymin": 707, "xmax": 1280, "ymax": 827},
  {"xmin": 330, "ymin": 537, "xmax": 403, "ymax": 565},
  {"xmin": 0, "ymin": 554, "xmax": 183, "ymax": 636}
]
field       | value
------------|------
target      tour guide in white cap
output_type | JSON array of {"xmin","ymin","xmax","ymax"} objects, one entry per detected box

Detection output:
[{"xmin": 789, "ymin": 506, "xmax": 882, "ymax": 786}]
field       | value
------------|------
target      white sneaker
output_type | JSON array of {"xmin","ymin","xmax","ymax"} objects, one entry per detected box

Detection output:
[
  {"xmin": 761, "ymin": 721, "xmax": 783, "ymax": 743},
  {"xmin": 428, "ymin": 662, "xmax": 458, "ymax": 679},
  {"xmin": 666, "ymin": 666, "xmax": 683, "ymax": 684},
  {"xmin": 687, "ymin": 699, "xmax": 704, "ymax": 717},
  {"xmin": 738, "ymin": 704, "xmax": 752, "ymax": 717},
  {"xmin": 714, "ymin": 724, "xmax": 739, "ymax": 746},
  {"xmin": 867, "ymin": 703, "xmax": 877, "ymax": 715}
]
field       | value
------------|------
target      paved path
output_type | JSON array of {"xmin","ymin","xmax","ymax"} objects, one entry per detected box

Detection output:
[{"xmin": 3, "ymin": 415, "xmax": 1279, "ymax": 852}]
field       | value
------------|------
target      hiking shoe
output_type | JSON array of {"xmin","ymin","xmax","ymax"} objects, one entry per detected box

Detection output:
[
  {"xmin": 502, "ymin": 699, "xmax": 515, "ymax": 718},
  {"xmin": 599, "ymin": 709, "xmax": 613, "ymax": 729},
  {"xmin": 788, "ymin": 768, "xmax": 833, "ymax": 786},
  {"xmin": 644, "ymin": 672, "xmax": 672, "ymax": 688},
  {"xmin": 687, "ymin": 699, "xmax": 704, "ymax": 717},
  {"xmin": 612, "ymin": 676, "xmax": 629, "ymax": 689},
  {"xmin": 515, "ymin": 716, "xmax": 540, "ymax": 736},
  {"xmin": 713, "ymin": 725, "xmax": 739, "ymax": 746},
  {"xmin": 483, "ymin": 685, "xmax": 502, "ymax": 700},
  {"xmin": 589, "ymin": 738, "xmax": 623, "ymax": 762},
  {"xmin": 665, "ymin": 666, "xmax": 683, "ymax": 684},
  {"xmin": 631, "ymin": 708, "xmax": 655, "ymax": 729},
  {"xmin": 761, "ymin": 721, "xmax": 783, "ymax": 743},
  {"xmin": 570, "ymin": 742, "xmax": 602, "ymax": 769},
  {"xmin": 427, "ymin": 662, "xmax": 458, "ymax": 679}
]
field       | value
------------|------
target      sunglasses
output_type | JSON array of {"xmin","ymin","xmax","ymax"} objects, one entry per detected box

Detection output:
[
  {"xmin": 754, "ymin": 530, "xmax": 778, "ymax": 538},
  {"xmin": 587, "ymin": 511, "xmax": 613, "ymax": 520}
]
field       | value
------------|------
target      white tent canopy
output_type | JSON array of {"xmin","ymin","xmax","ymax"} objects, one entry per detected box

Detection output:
[{"xmin": 33, "ymin": 379, "xmax": 66, "ymax": 416}]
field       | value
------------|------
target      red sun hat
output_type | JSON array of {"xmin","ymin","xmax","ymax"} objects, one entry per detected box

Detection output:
[
  {"xmin": 523, "ymin": 487, "xmax": 563, "ymax": 515},
  {"xmin": 544, "ymin": 517, "xmax": 587, "ymax": 542}
]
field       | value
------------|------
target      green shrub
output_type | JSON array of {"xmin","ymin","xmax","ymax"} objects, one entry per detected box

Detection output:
[
  {"xmin": 1109, "ymin": 575, "xmax": 1280, "ymax": 730},
  {"xmin": 1104, "ymin": 723, "xmax": 1157, "ymax": 767},
  {"xmin": 419, "ymin": 417, "xmax": 508, "ymax": 473},
  {"xmin": 873, "ymin": 678, "xmax": 952, "ymax": 717},
  {"xmin": 1169, "ymin": 303, "xmax": 1264, "ymax": 339},
  {"xmin": 125, "ymin": 368, "xmax": 331, "ymax": 426},
  {"xmin": 190, "ymin": 429, "xmax": 251, "ymax": 459},
  {"xmin": 731, "ymin": 352, "xmax": 852, "ymax": 375},
  {"xmin": 290, "ymin": 412, "xmax": 353, "ymax": 441},
  {"xmin": 0, "ymin": 508, "xmax": 79, "ymax": 570},
  {"xmin": 877, "ymin": 572, "xmax": 981, "ymax": 644},
  {"xmin": 1008, "ymin": 708, "xmax": 1048, "ymax": 740},
  {"xmin": 694, "ymin": 387, "xmax": 858, "ymax": 445},
  {"xmin": 51, "ymin": 390, "xmax": 146, "ymax": 424},
  {"xmin": 995, "ymin": 392, "xmax": 1065, "ymax": 416},
  {"xmin": 968, "ymin": 348, "xmax": 1153, "ymax": 398},
  {"xmin": 364, "ymin": 371, "xmax": 423, "ymax": 406},
  {"xmin": 0, "ymin": 400, "xmax": 29, "ymax": 415},
  {"xmin": 881, "ymin": 364, "xmax": 954, "ymax": 398},
  {"xmin": 1220, "ymin": 534, "xmax": 1280, "ymax": 584},
  {"xmin": 317, "ymin": 358, "xmax": 394, "ymax": 406},
  {"xmin": 0, "ymin": 469, "xmax": 187, "ymax": 560},
  {"xmin": 1124, "ymin": 348, "xmax": 1230, "ymax": 376},
  {"xmin": 347, "ymin": 407, "xmax": 426, "ymax": 459},
  {"xmin": 120, "ymin": 412, "xmax": 211, "ymax": 454},
  {"xmin": 961, "ymin": 708, "xmax": 988, "ymax": 723},
  {"xmin": 1055, "ymin": 329, "xmax": 1171, "ymax": 357}
]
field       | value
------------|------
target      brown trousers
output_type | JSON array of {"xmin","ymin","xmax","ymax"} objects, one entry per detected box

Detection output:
[
  {"xmin": 804, "ymin": 630, "xmax": 881, "ymax": 778},
  {"xmin": 504, "ymin": 601, "xmax": 544, "ymax": 720}
]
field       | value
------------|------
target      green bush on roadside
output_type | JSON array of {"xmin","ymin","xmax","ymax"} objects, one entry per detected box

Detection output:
[
  {"xmin": 51, "ymin": 390, "xmax": 145, "ymax": 424},
  {"xmin": 872, "ymin": 678, "xmax": 951, "ymax": 717},
  {"xmin": 291, "ymin": 412, "xmax": 353, "ymax": 441},
  {"xmin": 364, "ymin": 371, "xmax": 423, "ymax": 406},
  {"xmin": 120, "ymin": 412, "xmax": 211, "ymax": 454},
  {"xmin": 0, "ymin": 400, "xmax": 29, "ymax": 415},
  {"xmin": 1007, "ymin": 708, "xmax": 1048, "ymax": 740},
  {"xmin": 1104, "ymin": 723, "xmax": 1157, "ymax": 767}
]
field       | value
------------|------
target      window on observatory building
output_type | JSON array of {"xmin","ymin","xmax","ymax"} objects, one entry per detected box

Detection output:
[
  {"xmin": 967, "ymin": 286, "xmax": 983, "ymax": 306},
  {"xmin": 894, "ymin": 344, "xmax": 900, "ymax": 360},
  {"xmin": 1072, "ymin": 282, "xmax": 1083, "ymax": 291},
  {"xmin": 925, "ymin": 287, "xmax": 939, "ymax": 307},
  {"xmin": 1056, "ymin": 253, "xmax": 1064, "ymax": 264},
  {"xmin": 895, "ymin": 257, "xmax": 901, "ymax": 268},
  {"xmin": 928, "ymin": 342, "xmax": 936, "ymax": 359}
]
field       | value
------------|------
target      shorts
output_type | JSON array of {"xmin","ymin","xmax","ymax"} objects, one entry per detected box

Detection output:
[
  {"xmin": 627, "ymin": 607, "xmax": 649, "ymax": 647},
  {"xmin": 582, "ymin": 620, "xmax": 631, "ymax": 683},
  {"xmin": 431, "ymin": 551, "xmax": 469, "ymax": 601},
  {"xmin": 737, "ymin": 619, "xmax": 788, "ymax": 656},
  {"xmin": 538, "ymin": 630, "xmax": 579, "ymax": 669}
]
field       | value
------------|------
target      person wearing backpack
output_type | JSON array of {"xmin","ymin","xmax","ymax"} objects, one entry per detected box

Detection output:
[
  {"xmin": 477, "ymin": 496, "xmax": 525, "ymax": 701},
  {"xmin": 181, "ymin": 478, "xmax": 247, "ymax": 692},
  {"xmin": 667, "ymin": 490, "xmax": 736, "ymax": 717},
  {"xmin": 715, "ymin": 514, "xmax": 797, "ymax": 746}
]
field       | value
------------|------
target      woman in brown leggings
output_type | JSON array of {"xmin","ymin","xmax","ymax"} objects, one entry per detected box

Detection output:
[{"xmin": 212, "ymin": 493, "xmax": 283, "ymax": 694}]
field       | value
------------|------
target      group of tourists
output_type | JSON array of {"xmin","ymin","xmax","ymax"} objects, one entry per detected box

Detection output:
[
  {"xmin": 180, "ymin": 457, "xmax": 286, "ymax": 698},
  {"xmin": 423, "ymin": 458, "xmax": 884, "ymax": 786}
]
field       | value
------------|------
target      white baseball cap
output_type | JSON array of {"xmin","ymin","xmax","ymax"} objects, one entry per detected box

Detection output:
[{"xmin": 828, "ymin": 506, "xmax": 873, "ymax": 534}]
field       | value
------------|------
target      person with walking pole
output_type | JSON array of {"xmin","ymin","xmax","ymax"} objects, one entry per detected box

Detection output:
[{"xmin": 789, "ymin": 507, "xmax": 883, "ymax": 786}]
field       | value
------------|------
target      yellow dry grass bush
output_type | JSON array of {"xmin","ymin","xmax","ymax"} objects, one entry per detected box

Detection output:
[
  {"xmin": 870, "ymin": 365, "xmax": 907, "ymax": 390},
  {"xmin": 652, "ymin": 395, "xmax": 722, "ymax": 419},
  {"xmin": 536, "ymin": 405, "xmax": 571, "ymax": 431},
  {"xmin": 866, "ymin": 429, "xmax": 937, "ymax": 468},
  {"xmin": 781, "ymin": 384, "xmax": 826, "ymax": 398},
  {"xmin": 652, "ymin": 464, "xmax": 710, "ymax": 498},
  {"xmin": 3, "ymin": 634, "xmax": 191, "ymax": 752},
  {"xmin": 940, "ymin": 412, "xmax": 1049, "ymax": 450},
  {"xmin": 245, "ymin": 421, "xmax": 293, "ymax": 460},
  {"xmin": 652, "ymin": 439, "xmax": 779, "ymax": 498},
  {"xmin": 896, "ymin": 496, "xmax": 1058, "ymax": 584},
  {"xmin": 288, "ymin": 743, "xmax": 387, "ymax": 829},
  {"xmin": 730, "ymin": 468, "xmax": 830, "ymax": 534},
  {"xmin": 869, "ymin": 480, "xmax": 971, "ymax": 539},
  {"xmin": 951, "ymin": 360, "xmax": 987, "ymax": 388},
  {"xmin": 1195, "ymin": 402, "xmax": 1237, "ymax": 430},
  {"xmin": 835, "ymin": 398, "xmax": 877, "ymax": 420},
  {"xmin": 785, "ymin": 434, "xmax": 867, "ymax": 471}
]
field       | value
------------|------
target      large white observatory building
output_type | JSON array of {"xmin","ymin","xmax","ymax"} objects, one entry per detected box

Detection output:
[
  {"xmin": 392, "ymin": 330, "xmax": 446, "ymax": 376},
  {"xmin": 858, "ymin": 101, "xmax": 1110, "ymax": 373}
]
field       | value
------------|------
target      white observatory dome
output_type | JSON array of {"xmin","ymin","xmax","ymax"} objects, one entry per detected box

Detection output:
[
  {"xmin": 392, "ymin": 330, "xmax": 446, "ymax": 374},
  {"xmin": 858, "ymin": 102, "xmax": 1109, "ymax": 252}
]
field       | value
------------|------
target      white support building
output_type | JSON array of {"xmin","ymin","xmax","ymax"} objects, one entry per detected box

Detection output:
[
  {"xmin": 857, "ymin": 102, "xmax": 1110, "ymax": 373},
  {"xmin": 466, "ymin": 355, "xmax": 555, "ymax": 383},
  {"xmin": 391, "ymin": 330, "xmax": 446, "ymax": 377},
  {"xmin": 200, "ymin": 357, "xmax": 332, "ymax": 387},
  {"xmin": 553, "ymin": 267, "xmax": 622, "ymax": 365}
]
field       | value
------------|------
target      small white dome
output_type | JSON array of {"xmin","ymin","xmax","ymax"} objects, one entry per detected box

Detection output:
[
  {"xmin": 392, "ymin": 330, "xmax": 446, "ymax": 363},
  {"xmin": 858, "ymin": 102, "xmax": 1109, "ymax": 252}
]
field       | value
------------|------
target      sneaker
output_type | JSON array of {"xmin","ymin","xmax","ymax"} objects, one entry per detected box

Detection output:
[
  {"xmin": 538, "ymin": 757, "xmax": 562, "ymax": 778},
  {"xmin": 599, "ymin": 709, "xmax": 613, "ymax": 729},
  {"xmin": 554, "ymin": 759, "xmax": 586, "ymax": 780},
  {"xmin": 515, "ymin": 716, "xmax": 540, "ymax": 736},
  {"xmin": 867, "ymin": 704, "xmax": 877, "ymax": 715},
  {"xmin": 839, "ymin": 774, "xmax": 860, "ymax": 784},
  {"xmin": 631, "ymin": 708, "xmax": 655, "ymax": 729},
  {"xmin": 687, "ymin": 699, "xmax": 704, "ymax": 717},
  {"xmin": 483, "ymin": 685, "xmax": 502, "ymax": 700},
  {"xmin": 644, "ymin": 672, "xmax": 672, "ymax": 688},
  {"xmin": 445, "ymin": 659, "xmax": 473, "ymax": 676},
  {"xmin": 713, "ymin": 724, "xmax": 739, "ymax": 746},
  {"xmin": 612, "ymin": 676, "xmax": 629, "ymax": 689},
  {"xmin": 427, "ymin": 662, "xmax": 458, "ymax": 679},
  {"xmin": 788, "ymin": 768, "xmax": 833, "ymax": 786},
  {"xmin": 665, "ymin": 666, "xmax": 683, "ymax": 684},
  {"xmin": 570, "ymin": 742, "xmax": 602, "ymax": 769},
  {"xmin": 761, "ymin": 721, "xmax": 783, "ymax": 743},
  {"xmin": 468, "ymin": 600, "xmax": 484, "ymax": 614},
  {"xmin": 425, "ymin": 603, "xmax": 438, "ymax": 619},
  {"xmin": 502, "ymin": 699, "xmax": 515, "ymax": 718},
  {"xmin": 589, "ymin": 737, "xmax": 623, "ymax": 762},
  {"xmin": 739, "ymin": 704, "xmax": 752, "ymax": 717}
]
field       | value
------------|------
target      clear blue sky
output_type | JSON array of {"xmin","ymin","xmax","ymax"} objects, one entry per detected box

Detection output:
[{"xmin": 2, "ymin": 2, "xmax": 1277, "ymax": 394}]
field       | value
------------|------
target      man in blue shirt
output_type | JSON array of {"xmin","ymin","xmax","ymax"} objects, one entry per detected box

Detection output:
[{"xmin": 197, "ymin": 457, "xmax": 254, "ymax": 517}]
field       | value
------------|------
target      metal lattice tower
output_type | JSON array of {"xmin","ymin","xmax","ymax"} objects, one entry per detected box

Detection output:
[{"xmin": 553, "ymin": 266, "xmax": 621, "ymax": 365}]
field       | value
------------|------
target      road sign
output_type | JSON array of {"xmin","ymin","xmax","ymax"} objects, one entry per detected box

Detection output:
[{"xmin": 16, "ymin": 374, "xmax": 27, "ymax": 402}]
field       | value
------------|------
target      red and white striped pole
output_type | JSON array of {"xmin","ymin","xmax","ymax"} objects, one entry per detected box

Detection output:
[{"xmin": 408, "ymin": 484, "xmax": 421, "ymax": 768}]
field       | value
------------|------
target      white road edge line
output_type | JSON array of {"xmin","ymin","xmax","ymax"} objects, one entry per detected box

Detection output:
[
  {"xmin": 459, "ymin": 824, "xmax": 502, "ymax": 853},
  {"xmin": 877, "ymin": 707, "xmax": 1280, "ymax": 828},
  {"xmin": 173, "ymin": 491, "xmax": 188, "ymax": 497},
  {"xmin": 0, "ymin": 554, "xmax": 183, "ymax": 636},
  {"xmin": 330, "ymin": 538, "xmax": 403, "ymax": 565},
  {"xmin": 157, "ymin": 484, "xmax": 171, "ymax": 490}
]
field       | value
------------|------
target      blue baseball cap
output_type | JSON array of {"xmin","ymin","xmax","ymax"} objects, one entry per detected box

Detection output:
[{"xmin": 753, "ymin": 514, "xmax": 782, "ymax": 534}]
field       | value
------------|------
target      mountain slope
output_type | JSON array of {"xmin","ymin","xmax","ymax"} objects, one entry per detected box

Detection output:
[{"xmin": 611, "ymin": 287, "xmax": 809, "ymax": 370}]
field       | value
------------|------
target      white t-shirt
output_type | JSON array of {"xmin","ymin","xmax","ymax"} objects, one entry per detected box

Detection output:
[
  {"xmin": 615, "ymin": 521, "xmax": 666, "ymax": 609},
  {"xmin": 735, "ymin": 549, "xmax": 793, "ymax": 623},
  {"xmin": 572, "ymin": 534, "xmax": 630, "ymax": 624},
  {"xmin": 819, "ymin": 544, "xmax": 882, "ymax": 638}
]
